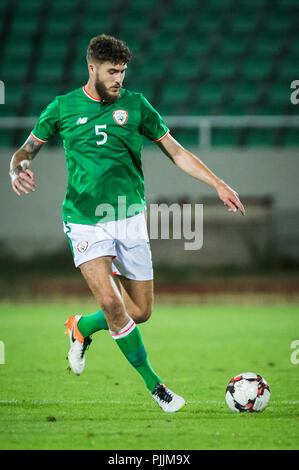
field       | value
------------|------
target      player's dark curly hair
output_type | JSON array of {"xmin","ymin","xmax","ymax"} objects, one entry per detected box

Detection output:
[{"xmin": 86, "ymin": 34, "xmax": 132, "ymax": 64}]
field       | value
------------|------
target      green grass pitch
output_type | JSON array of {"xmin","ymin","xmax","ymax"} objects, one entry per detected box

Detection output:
[{"xmin": 0, "ymin": 301, "xmax": 298, "ymax": 450}]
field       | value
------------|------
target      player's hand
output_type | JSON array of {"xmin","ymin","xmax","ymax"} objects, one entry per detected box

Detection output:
[
  {"xmin": 11, "ymin": 168, "xmax": 36, "ymax": 196},
  {"xmin": 215, "ymin": 181, "xmax": 245, "ymax": 215}
]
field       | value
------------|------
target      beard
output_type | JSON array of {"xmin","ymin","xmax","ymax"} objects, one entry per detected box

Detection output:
[{"xmin": 94, "ymin": 76, "xmax": 121, "ymax": 103}]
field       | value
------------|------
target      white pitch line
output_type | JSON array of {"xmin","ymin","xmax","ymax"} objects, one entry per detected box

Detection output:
[{"xmin": 0, "ymin": 399, "xmax": 298, "ymax": 405}]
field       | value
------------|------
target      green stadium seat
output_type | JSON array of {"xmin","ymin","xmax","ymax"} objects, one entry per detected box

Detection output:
[
  {"xmin": 218, "ymin": 35, "xmax": 249, "ymax": 58},
  {"xmin": 173, "ymin": 60, "xmax": 200, "ymax": 80},
  {"xmin": 1, "ymin": 57, "xmax": 29, "ymax": 82},
  {"xmin": 81, "ymin": 16, "xmax": 113, "ymax": 36},
  {"xmin": 162, "ymin": 84, "xmax": 190, "ymax": 106},
  {"xmin": 35, "ymin": 60, "xmax": 65, "ymax": 83},
  {"xmin": 158, "ymin": 83, "xmax": 191, "ymax": 116},
  {"xmin": 120, "ymin": 34, "xmax": 144, "ymax": 55},
  {"xmin": 254, "ymin": 36, "xmax": 284, "ymax": 57},
  {"xmin": 230, "ymin": 14, "xmax": 259, "ymax": 34},
  {"xmin": 0, "ymin": 102, "xmax": 20, "ymax": 118},
  {"xmin": 77, "ymin": 34, "xmax": 93, "ymax": 53},
  {"xmin": 85, "ymin": 1, "xmax": 113, "ymax": 16},
  {"xmin": 70, "ymin": 62, "xmax": 89, "ymax": 84},
  {"xmin": 133, "ymin": 81, "xmax": 156, "ymax": 103},
  {"xmin": 9, "ymin": 15, "xmax": 39, "ymax": 35},
  {"xmin": 241, "ymin": 59, "xmax": 272, "ymax": 81},
  {"xmin": 4, "ymin": 40, "xmax": 33, "ymax": 61},
  {"xmin": 14, "ymin": 0, "xmax": 41, "ymax": 14},
  {"xmin": 0, "ymin": 0, "xmax": 10, "ymax": 12},
  {"xmin": 264, "ymin": 15, "xmax": 294, "ymax": 34},
  {"xmin": 120, "ymin": 15, "xmax": 149, "ymax": 35},
  {"xmin": 46, "ymin": 16, "xmax": 75, "ymax": 34},
  {"xmin": 0, "ymin": 131, "xmax": 13, "ymax": 146},
  {"xmin": 181, "ymin": 35, "xmax": 212, "ymax": 56},
  {"xmin": 148, "ymin": 35, "xmax": 178, "ymax": 57},
  {"xmin": 219, "ymin": 103, "xmax": 249, "ymax": 115},
  {"xmin": 283, "ymin": 128, "xmax": 299, "ymax": 146},
  {"xmin": 267, "ymin": 83, "xmax": 291, "ymax": 106},
  {"xmin": 255, "ymin": 104, "xmax": 289, "ymax": 115},
  {"xmin": 175, "ymin": 129, "xmax": 200, "ymax": 147},
  {"xmin": 186, "ymin": 101, "xmax": 216, "ymax": 116},
  {"xmin": 160, "ymin": 15, "xmax": 191, "ymax": 34},
  {"xmin": 30, "ymin": 85, "xmax": 59, "ymax": 106},
  {"xmin": 286, "ymin": 40, "xmax": 299, "ymax": 60},
  {"xmin": 239, "ymin": 0, "xmax": 268, "ymax": 9},
  {"xmin": 39, "ymin": 40, "xmax": 68, "ymax": 61},
  {"xmin": 197, "ymin": 83, "xmax": 227, "ymax": 106},
  {"xmin": 232, "ymin": 82, "xmax": 262, "ymax": 106},
  {"xmin": 4, "ymin": 85, "xmax": 23, "ymax": 108},
  {"xmin": 138, "ymin": 60, "xmax": 167, "ymax": 80},
  {"xmin": 192, "ymin": 10, "xmax": 224, "ymax": 32},
  {"xmin": 50, "ymin": 1, "xmax": 77, "ymax": 15},
  {"xmin": 247, "ymin": 128, "xmax": 277, "ymax": 147},
  {"xmin": 209, "ymin": 60, "xmax": 236, "ymax": 81},
  {"xmin": 212, "ymin": 128, "xmax": 240, "ymax": 147},
  {"xmin": 128, "ymin": 0, "xmax": 156, "ymax": 6},
  {"xmin": 156, "ymin": 101, "xmax": 183, "ymax": 116},
  {"xmin": 11, "ymin": 7, "xmax": 40, "ymax": 22},
  {"xmin": 277, "ymin": 59, "xmax": 299, "ymax": 80}
]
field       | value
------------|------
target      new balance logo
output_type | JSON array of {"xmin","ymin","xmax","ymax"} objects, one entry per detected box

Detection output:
[{"xmin": 76, "ymin": 117, "xmax": 88, "ymax": 124}]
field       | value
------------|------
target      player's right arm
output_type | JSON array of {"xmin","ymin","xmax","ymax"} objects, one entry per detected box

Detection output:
[
  {"xmin": 10, "ymin": 95, "xmax": 60, "ymax": 196},
  {"xmin": 9, "ymin": 134, "xmax": 44, "ymax": 196}
]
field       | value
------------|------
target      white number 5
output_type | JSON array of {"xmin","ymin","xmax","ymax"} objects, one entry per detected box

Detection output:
[{"xmin": 95, "ymin": 125, "xmax": 107, "ymax": 145}]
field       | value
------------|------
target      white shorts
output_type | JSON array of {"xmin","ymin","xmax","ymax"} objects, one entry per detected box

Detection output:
[{"xmin": 63, "ymin": 212, "xmax": 153, "ymax": 281}]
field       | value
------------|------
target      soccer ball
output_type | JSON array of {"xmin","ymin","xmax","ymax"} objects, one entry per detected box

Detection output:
[{"xmin": 225, "ymin": 372, "xmax": 270, "ymax": 413}]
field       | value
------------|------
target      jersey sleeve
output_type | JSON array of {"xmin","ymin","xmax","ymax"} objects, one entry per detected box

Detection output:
[
  {"xmin": 139, "ymin": 94, "xmax": 170, "ymax": 142},
  {"xmin": 31, "ymin": 96, "xmax": 60, "ymax": 143}
]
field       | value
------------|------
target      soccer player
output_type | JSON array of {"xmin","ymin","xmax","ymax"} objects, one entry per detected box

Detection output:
[{"xmin": 9, "ymin": 34, "xmax": 245, "ymax": 413}]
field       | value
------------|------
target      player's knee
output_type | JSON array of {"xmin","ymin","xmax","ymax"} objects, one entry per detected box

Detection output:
[
  {"xmin": 100, "ymin": 294, "xmax": 123, "ymax": 320},
  {"xmin": 134, "ymin": 305, "xmax": 152, "ymax": 324}
]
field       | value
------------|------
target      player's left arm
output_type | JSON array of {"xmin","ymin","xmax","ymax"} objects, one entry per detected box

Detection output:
[{"xmin": 156, "ymin": 133, "xmax": 245, "ymax": 215}]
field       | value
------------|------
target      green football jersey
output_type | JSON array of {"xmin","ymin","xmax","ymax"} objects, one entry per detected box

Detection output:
[{"xmin": 31, "ymin": 86, "xmax": 169, "ymax": 224}]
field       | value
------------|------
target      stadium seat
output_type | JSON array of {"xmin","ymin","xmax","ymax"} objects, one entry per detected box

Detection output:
[
  {"xmin": 241, "ymin": 59, "xmax": 272, "ymax": 81},
  {"xmin": 254, "ymin": 35, "xmax": 284, "ymax": 58},
  {"xmin": 283, "ymin": 128, "xmax": 299, "ymax": 146},
  {"xmin": 209, "ymin": 60, "xmax": 236, "ymax": 81},
  {"xmin": 212, "ymin": 128, "xmax": 240, "ymax": 147},
  {"xmin": 267, "ymin": 83, "xmax": 292, "ymax": 106},
  {"xmin": 1, "ymin": 57, "xmax": 29, "ymax": 83},
  {"xmin": 35, "ymin": 60, "xmax": 65, "ymax": 84},
  {"xmin": 232, "ymin": 82, "xmax": 262, "ymax": 106},
  {"xmin": 218, "ymin": 35, "xmax": 249, "ymax": 58},
  {"xmin": 247, "ymin": 128, "xmax": 277, "ymax": 147},
  {"xmin": 138, "ymin": 59, "xmax": 167, "ymax": 80},
  {"xmin": 81, "ymin": 16, "xmax": 114, "ymax": 36},
  {"xmin": 9, "ymin": 14, "xmax": 39, "ymax": 36},
  {"xmin": 174, "ymin": 128, "xmax": 200, "ymax": 147},
  {"xmin": 264, "ymin": 14, "xmax": 294, "ymax": 34},
  {"xmin": 277, "ymin": 59, "xmax": 299, "ymax": 81},
  {"xmin": 197, "ymin": 83, "xmax": 227, "ymax": 106},
  {"xmin": 173, "ymin": 60, "xmax": 200, "ymax": 80},
  {"xmin": 148, "ymin": 34, "xmax": 178, "ymax": 57},
  {"xmin": 229, "ymin": 14, "xmax": 260, "ymax": 34}
]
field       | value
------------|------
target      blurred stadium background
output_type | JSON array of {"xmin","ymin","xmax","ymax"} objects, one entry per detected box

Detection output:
[{"xmin": 0, "ymin": 0, "xmax": 299, "ymax": 301}]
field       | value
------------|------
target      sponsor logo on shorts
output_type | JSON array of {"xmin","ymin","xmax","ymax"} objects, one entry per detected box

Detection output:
[
  {"xmin": 77, "ymin": 241, "xmax": 89, "ymax": 253},
  {"xmin": 113, "ymin": 109, "xmax": 128, "ymax": 125}
]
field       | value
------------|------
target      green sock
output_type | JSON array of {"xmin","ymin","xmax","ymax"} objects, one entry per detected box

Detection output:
[
  {"xmin": 111, "ymin": 318, "xmax": 161, "ymax": 393},
  {"xmin": 78, "ymin": 310, "xmax": 108, "ymax": 337}
]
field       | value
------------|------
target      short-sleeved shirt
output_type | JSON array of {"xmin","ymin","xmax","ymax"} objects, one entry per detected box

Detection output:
[{"xmin": 31, "ymin": 86, "xmax": 169, "ymax": 224}]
